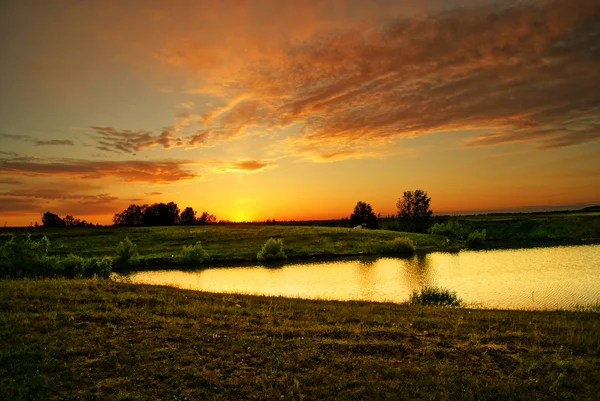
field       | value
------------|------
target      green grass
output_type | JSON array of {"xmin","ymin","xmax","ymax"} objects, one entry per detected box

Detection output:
[
  {"xmin": 0, "ymin": 225, "xmax": 447, "ymax": 268},
  {"xmin": 1, "ymin": 279, "xmax": 598, "ymax": 400}
]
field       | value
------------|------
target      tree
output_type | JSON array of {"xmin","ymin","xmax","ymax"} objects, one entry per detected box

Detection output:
[
  {"xmin": 42, "ymin": 212, "xmax": 65, "ymax": 227},
  {"xmin": 180, "ymin": 207, "xmax": 197, "ymax": 225},
  {"xmin": 142, "ymin": 202, "xmax": 180, "ymax": 226},
  {"xmin": 198, "ymin": 211, "xmax": 217, "ymax": 225},
  {"xmin": 63, "ymin": 215, "xmax": 81, "ymax": 227},
  {"xmin": 113, "ymin": 204, "xmax": 146, "ymax": 226},
  {"xmin": 349, "ymin": 201, "xmax": 379, "ymax": 229},
  {"xmin": 396, "ymin": 189, "xmax": 432, "ymax": 232}
]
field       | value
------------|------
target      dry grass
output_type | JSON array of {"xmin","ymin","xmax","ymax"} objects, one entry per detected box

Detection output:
[{"xmin": 1, "ymin": 279, "xmax": 598, "ymax": 400}]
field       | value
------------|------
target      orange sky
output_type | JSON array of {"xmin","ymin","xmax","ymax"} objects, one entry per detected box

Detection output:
[{"xmin": 1, "ymin": 0, "xmax": 599, "ymax": 226}]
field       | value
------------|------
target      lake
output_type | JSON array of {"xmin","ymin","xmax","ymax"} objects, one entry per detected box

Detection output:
[{"xmin": 122, "ymin": 244, "xmax": 600, "ymax": 310}]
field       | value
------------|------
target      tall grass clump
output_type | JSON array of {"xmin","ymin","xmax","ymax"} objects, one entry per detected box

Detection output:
[
  {"xmin": 410, "ymin": 287, "xmax": 462, "ymax": 307},
  {"xmin": 257, "ymin": 238, "xmax": 287, "ymax": 262},
  {"xmin": 114, "ymin": 237, "xmax": 140, "ymax": 269},
  {"xmin": 467, "ymin": 229, "xmax": 486, "ymax": 248},
  {"xmin": 384, "ymin": 237, "xmax": 416, "ymax": 254},
  {"xmin": 179, "ymin": 241, "xmax": 210, "ymax": 266},
  {"xmin": 0, "ymin": 233, "xmax": 52, "ymax": 278}
]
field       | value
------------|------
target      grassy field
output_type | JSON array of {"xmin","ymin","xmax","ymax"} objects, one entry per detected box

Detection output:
[
  {"xmin": 0, "ymin": 225, "xmax": 447, "ymax": 268},
  {"xmin": 1, "ymin": 279, "xmax": 598, "ymax": 400}
]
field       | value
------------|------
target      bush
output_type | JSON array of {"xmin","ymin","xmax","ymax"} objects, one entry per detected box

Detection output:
[
  {"xmin": 467, "ymin": 229, "xmax": 486, "ymax": 248},
  {"xmin": 114, "ymin": 237, "xmax": 140, "ymax": 269},
  {"xmin": 257, "ymin": 238, "xmax": 287, "ymax": 262},
  {"xmin": 384, "ymin": 237, "xmax": 416, "ymax": 254},
  {"xmin": 410, "ymin": 287, "xmax": 462, "ymax": 307},
  {"xmin": 61, "ymin": 254, "xmax": 86, "ymax": 278},
  {"xmin": 179, "ymin": 241, "xmax": 210, "ymax": 266},
  {"xmin": 428, "ymin": 219, "xmax": 465, "ymax": 239},
  {"xmin": 83, "ymin": 256, "xmax": 113, "ymax": 278},
  {"xmin": 0, "ymin": 233, "xmax": 52, "ymax": 278}
]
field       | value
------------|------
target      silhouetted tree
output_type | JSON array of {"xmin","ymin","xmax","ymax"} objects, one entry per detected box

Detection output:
[
  {"xmin": 397, "ymin": 189, "xmax": 432, "ymax": 232},
  {"xmin": 350, "ymin": 201, "xmax": 379, "ymax": 229},
  {"xmin": 142, "ymin": 202, "xmax": 180, "ymax": 226},
  {"xmin": 198, "ymin": 211, "xmax": 217, "ymax": 225},
  {"xmin": 42, "ymin": 212, "xmax": 65, "ymax": 227},
  {"xmin": 63, "ymin": 215, "xmax": 81, "ymax": 227},
  {"xmin": 113, "ymin": 204, "xmax": 146, "ymax": 226},
  {"xmin": 180, "ymin": 207, "xmax": 197, "ymax": 225}
]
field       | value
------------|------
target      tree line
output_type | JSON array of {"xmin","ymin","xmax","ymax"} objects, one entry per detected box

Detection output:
[
  {"xmin": 112, "ymin": 203, "xmax": 217, "ymax": 226},
  {"xmin": 349, "ymin": 189, "xmax": 432, "ymax": 231}
]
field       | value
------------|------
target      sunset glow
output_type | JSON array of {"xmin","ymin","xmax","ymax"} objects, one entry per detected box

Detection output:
[{"xmin": 1, "ymin": 0, "xmax": 599, "ymax": 226}]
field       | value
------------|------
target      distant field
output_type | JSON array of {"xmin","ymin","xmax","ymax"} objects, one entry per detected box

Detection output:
[
  {"xmin": 1, "ymin": 212, "xmax": 598, "ymax": 269},
  {"xmin": 1, "ymin": 279, "xmax": 598, "ymax": 400},
  {"xmin": 0, "ymin": 225, "xmax": 446, "ymax": 266}
]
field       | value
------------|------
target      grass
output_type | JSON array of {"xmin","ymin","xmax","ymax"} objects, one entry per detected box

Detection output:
[
  {"xmin": 0, "ymin": 225, "xmax": 447, "ymax": 269},
  {"xmin": 1, "ymin": 279, "xmax": 598, "ymax": 400}
]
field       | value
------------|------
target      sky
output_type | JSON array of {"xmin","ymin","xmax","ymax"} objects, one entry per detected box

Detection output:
[{"xmin": 1, "ymin": 0, "xmax": 599, "ymax": 226}]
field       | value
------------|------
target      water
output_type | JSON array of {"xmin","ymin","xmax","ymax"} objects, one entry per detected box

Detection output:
[{"xmin": 122, "ymin": 244, "xmax": 600, "ymax": 310}]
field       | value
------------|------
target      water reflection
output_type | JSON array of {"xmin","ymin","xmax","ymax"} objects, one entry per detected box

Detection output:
[{"xmin": 123, "ymin": 244, "xmax": 600, "ymax": 310}]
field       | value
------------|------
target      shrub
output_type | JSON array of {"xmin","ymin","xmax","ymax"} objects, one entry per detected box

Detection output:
[
  {"xmin": 0, "ymin": 233, "xmax": 52, "ymax": 278},
  {"xmin": 61, "ymin": 254, "xmax": 86, "ymax": 278},
  {"xmin": 410, "ymin": 287, "xmax": 462, "ymax": 307},
  {"xmin": 83, "ymin": 256, "xmax": 113, "ymax": 278},
  {"xmin": 467, "ymin": 229, "xmax": 486, "ymax": 248},
  {"xmin": 384, "ymin": 237, "xmax": 416, "ymax": 254},
  {"xmin": 428, "ymin": 219, "xmax": 465, "ymax": 239},
  {"xmin": 114, "ymin": 237, "xmax": 140, "ymax": 269},
  {"xmin": 179, "ymin": 241, "xmax": 210, "ymax": 266},
  {"xmin": 257, "ymin": 238, "xmax": 287, "ymax": 262}
]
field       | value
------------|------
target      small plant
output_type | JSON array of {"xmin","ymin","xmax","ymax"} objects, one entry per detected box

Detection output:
[
  {"xmin": 467, "ymin": 229, "xmax": 486, "ymax": 248},
  {"xmin": 429, "ymin": 219, "xmax": 465, "ymax": 239},
  {"xmin": 384, "ymin": 237, "xmax": 416, "ymax": 254},
  {"xmin": 0, "ymin": 233, "xmax": 52, "ymax": 278},
  {"xmin": 83, "ymin": 256, "xmax": 113, "ymax": 279},
  {"xmin": 257, "ymin": 238, "xmax": 287, "ymax": 262},
  {"xmin": 61, "ymin": 253, "xmax": 86, "ymax": 278},
  {"xmin": 410, "ymin": 287, "xmax": 462, "ymax": 307},
  {"xmin": 179, "ymin": 241, "xmax": 210, "ymax": 266},
  {"xmin": 114, "ymin": 237, "xmax": 140, "ymax": 269}
]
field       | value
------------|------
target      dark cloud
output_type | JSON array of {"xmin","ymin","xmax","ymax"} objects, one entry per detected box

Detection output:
[
  {"xmin": 90, "ymin": 126, "xmax": 185, "ymax": 154},
  {"xmin": 34, "ymin": 139, "xmax": 74, "ymax": 146},
  {"xmin": 0, "ymin": 177, "xmax": 23, "ymax": 185},
  {"xmin": 0, "ymin": 151, "xmax": 20, "ymax": 158},
  {"xmin": 0, "ymin": 197, "xmax": 45, "ymax": 213},
  {"xmin": 145, "ymin": 192, "xmax": 163, "ymax": 196},
  {"xmin": 0, "ymin": 158, "xmax": 199, "ymax": 183},
  {"xmin": 0, "ymin": 133, "xmax": 30, "ymax": 141}
]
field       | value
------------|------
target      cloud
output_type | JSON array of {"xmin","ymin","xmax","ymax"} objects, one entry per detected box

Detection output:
[
  {"xmin": 0, "ymin": 177, "xmax": 23, "ymax": 185},
  {"xmin": 0, "ymin": 158, "xmax": 199, "ymax": 183},
  {"xmin": 216, "ymin": 160, "xmax": 276, "ymax": 173},
  {"xmin": 0, "ymin": 151, "xmax": 20, "ymax": 158},
  {"xmin": 159, "ymin": 0, "xmax": 600, "ymax": 157},
  {"xmin": 0, "ymin": 133, "xmax": 30, "ymax": 141},
  {"xmin": 145, "ymin": 192, "xmax": 163, "ymax": 196},
  {"xmin": 34, "ymin": 139, "xmax": 74, "ymax": 146},
  {"xmin": 90, "ymin": 126, "xmax": 185, "ymax": 154}
]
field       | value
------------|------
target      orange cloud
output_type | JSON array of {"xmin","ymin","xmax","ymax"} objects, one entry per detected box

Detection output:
[
  {"xmin": 215, "ymin": 160, "xmax": 276, "ymax": 173},
  {"xmin": 0, "ymin": 158, "xmax": 198, "ymax": 183},
  {"xmin": 157, "ymin": 0, "xmax": 600, "ymax": 157}
]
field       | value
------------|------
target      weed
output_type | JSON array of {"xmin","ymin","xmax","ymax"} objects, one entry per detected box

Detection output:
[
  {"xmin": 384, "ymin": 237, "xmax": 416, "ymax": 254},
  {"xmin": 257, "ymin": 238, "xmax": 287, "ymax": 262},
  {"xmin": 114, "ymin": 237, "xmax": 140, "ymax": 269},
  {"xmin": 410, "ymin": 287, "xmax": 462, "ymax": 307},
  {"xmin": 467, "ymin": 229, "xmax": 487, "ymax": 248},
  {"xmin": 179, "ymin": 241, "xmax": 210, "ymax": 266}
]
